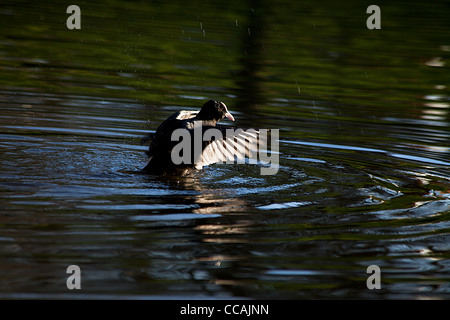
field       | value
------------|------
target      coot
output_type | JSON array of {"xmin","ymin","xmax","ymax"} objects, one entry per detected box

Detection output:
[{"xmin": 142, "ymin": 100, "xmax": 259, "ymax": 175}]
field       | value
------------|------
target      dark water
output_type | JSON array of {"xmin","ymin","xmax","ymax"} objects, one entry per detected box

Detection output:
[{"xmin": 0, "ymin": 0, "xmax": 449, "ymax": 299}]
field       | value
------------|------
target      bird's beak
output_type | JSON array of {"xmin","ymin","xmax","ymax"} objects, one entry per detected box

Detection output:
[{"xmin": 225, "ymin": 112, "xmax": 235, "ymax": 121}]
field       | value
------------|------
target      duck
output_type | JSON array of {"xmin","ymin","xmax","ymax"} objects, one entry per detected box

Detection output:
[{"xmin": 142, "ymin": 100, "xmax": 259, "ymax": 175}]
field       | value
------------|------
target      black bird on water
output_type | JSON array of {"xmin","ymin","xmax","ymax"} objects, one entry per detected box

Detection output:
[{"xmin": 142, "ymin": 100, "xmax": 259, "ymax": 175}]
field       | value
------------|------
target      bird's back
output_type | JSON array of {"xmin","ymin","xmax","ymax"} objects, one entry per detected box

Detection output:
[{"xmin": 143, "ymin": 110, "xmax": 199, "ymax": 174}]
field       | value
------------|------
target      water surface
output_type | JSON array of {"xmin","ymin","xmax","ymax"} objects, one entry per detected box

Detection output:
[{"xmin": 0, "ymin": 0, "xmax": 449, "ymax": 299}]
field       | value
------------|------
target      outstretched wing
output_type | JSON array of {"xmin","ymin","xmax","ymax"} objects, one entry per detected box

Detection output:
[
  {"xmin": 195, "ymin": 125, "xmax": 261, "ymax": 169},
  {"xmin": 175, "ymin": 110, "xmax": 199, "ymax": 120}
]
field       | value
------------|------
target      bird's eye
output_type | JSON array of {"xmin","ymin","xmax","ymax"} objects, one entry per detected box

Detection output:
[{"xmin": 219, "ymin": 102, "xmax": 227, "ymax": 111}]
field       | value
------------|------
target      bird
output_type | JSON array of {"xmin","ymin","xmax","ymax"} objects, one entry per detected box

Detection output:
[{"xmin": 142, "ymin": 100, "xmax": 259, "ymax": 175}]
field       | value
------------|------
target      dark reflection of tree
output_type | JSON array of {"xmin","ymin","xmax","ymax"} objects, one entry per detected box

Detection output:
[{"xmin": 234, "ymin": 0, "xmax": 267, "ymax": 127}]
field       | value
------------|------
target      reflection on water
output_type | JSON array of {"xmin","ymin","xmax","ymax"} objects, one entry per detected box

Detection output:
[{"xmin": 0, "ymin": 0, "xmax": 450, "ymax": 299}]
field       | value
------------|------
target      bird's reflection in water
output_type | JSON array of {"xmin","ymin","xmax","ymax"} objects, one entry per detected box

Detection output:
[
  {"xmin": 147, "ymin": 170, "xmax": 254, "ymax": 244},
  {"xmin": 137, "ymin": 170, "xmax": 255, "ymax": 293},
  {"xmin": 134, "ymin": 170, "xmax": 256, "ymax": 295}
]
